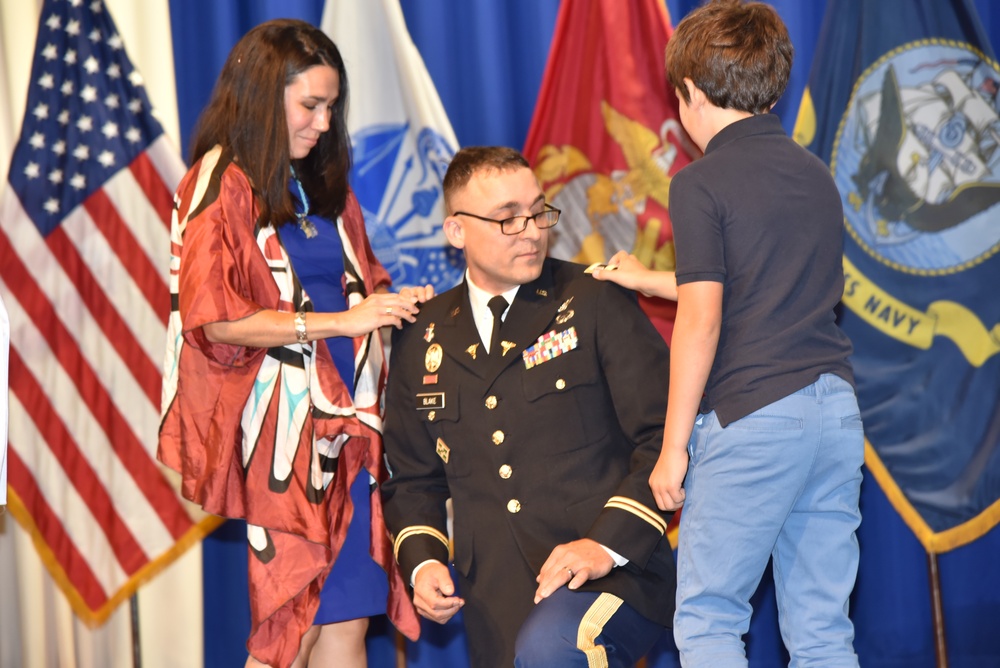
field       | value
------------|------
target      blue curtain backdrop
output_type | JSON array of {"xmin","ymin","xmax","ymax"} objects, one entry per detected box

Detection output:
[{"xmin": 165, "ymin": 1, "xmax": 1000, "ymax": 666}]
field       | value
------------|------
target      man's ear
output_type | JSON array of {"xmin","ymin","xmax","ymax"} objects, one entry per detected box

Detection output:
[
  {"xmin": 683, "ymin": 77, "xmax": 706, "ymax": 109},
  {"xmin": 443, "ymin": 215, "xmax": 465, "ymax": 250}
]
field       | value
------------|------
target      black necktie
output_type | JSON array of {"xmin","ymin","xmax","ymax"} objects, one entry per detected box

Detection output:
[{"xmin": 487, "ymin": 295, "xmax": 508, "ymax": 356}]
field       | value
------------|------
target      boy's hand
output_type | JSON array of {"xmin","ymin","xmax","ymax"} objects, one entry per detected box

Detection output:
[
  {"xmin": 593, "ymin": 251, "xmax": 677, "ymax": 300},
  {"xmin": 649, "ymin": 444, "xmax": 688, "ymax": 511}
]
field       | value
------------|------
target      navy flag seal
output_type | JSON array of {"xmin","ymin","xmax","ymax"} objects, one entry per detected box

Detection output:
[
  {"xmin": 833, "ymin": 40, "xmax": 1000, "ymax": 275},
  {"xmin": 829, "ymin": 39, "xmax": 1000, "ymax": 367}
]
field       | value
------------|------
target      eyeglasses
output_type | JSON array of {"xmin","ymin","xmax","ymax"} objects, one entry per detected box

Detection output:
[{"xmin": 454, "ymin": 203, "xmax": 561, "ymax": 235}]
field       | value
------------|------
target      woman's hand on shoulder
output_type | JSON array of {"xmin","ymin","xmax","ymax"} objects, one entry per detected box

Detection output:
[
  {"xmin": 339, "ymin": 291, "xmax": 423, "ymax": 336},
  {"xmin": 398, "ymin": 283, "xmax": 435, "ymax": 304}
]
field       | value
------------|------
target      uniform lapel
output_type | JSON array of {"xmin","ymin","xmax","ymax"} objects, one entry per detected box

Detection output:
[{"xmin": 433, "ymin": 282, "xmax": 490, "ymax": 380}]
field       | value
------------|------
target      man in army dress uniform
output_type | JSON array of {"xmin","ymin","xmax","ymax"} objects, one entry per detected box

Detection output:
[{"xmin": 381, "ymin": 146, "xmax": 675, "ymax": 667}]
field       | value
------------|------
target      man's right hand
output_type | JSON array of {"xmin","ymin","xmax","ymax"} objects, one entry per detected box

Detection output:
[{"xmin": 412, "ymin": 561, "xmax": 465, "ymax": 624}]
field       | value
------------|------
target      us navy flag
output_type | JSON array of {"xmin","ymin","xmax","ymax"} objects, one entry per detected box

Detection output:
[{"xmin": 794, "ymin": 0, "xmax": 1000, "ymax": 551}]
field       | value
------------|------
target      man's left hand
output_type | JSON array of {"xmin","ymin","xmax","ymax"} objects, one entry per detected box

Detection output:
[{"xmin": 534, "ymin": 538, "xmax": 614, "ymax": 603}]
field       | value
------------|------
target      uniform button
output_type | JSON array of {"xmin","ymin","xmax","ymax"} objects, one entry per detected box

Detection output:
[
  {"xmin": 507, "ymin": 499, "xmax": 521, "ymax": 513},
  {"xmin": 492, "ymin": 430, "xmax": 505, "ymax": 445},
  {"xmin": 427, "ymin": 410, "xmax": 436, "ymax": 421},
  {"xmin": 499, "ymin": 464, "xmax": 512, "ymax": 479},
  {"xmin": 555, "ymin": 378, "xmax": 566, "ymax": 390},
  {"xmin": 485, "ymin": 395, "xmax": 498, "ymax": 410}
]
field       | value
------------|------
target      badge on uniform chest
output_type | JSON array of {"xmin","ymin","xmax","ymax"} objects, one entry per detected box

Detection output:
[
  {"xmin": 522, "ymin": 326, "xmax": 579, "ymax": 369},
  {"xmin": 425, "ymin": 343, "xmax": 443, "ymax": 373},
  {"xmin": 417, "ymin": 392, "xmax": 445, "ymax": 410}
]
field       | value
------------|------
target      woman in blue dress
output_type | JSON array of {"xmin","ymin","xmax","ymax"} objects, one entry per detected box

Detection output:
[{"xmin": 159, "ymin": 19, "xmax": 431, "ymax": 668}]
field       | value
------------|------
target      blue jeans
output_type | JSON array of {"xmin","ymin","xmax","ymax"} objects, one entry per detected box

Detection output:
[{"xmin": 674, "ymin": 374, "xmax": 864, "ymax": 668}]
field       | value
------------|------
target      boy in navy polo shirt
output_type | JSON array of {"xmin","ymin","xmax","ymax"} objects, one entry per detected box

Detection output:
[{"xmin": 595, "ymin": 1, "xmax": 863, "ymax": 665}]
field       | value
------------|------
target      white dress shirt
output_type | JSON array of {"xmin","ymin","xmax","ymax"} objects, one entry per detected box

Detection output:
[{"xmin": 464, "ymin": 271, "xmax": 519, "ymax": 354}]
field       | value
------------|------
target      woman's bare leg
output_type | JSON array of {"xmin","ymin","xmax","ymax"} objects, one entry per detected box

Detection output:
[{"xmin": 307, "ymin": 618, "xmax": 369, "ymax": 668}]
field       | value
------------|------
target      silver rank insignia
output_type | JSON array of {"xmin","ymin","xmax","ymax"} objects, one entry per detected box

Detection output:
[
  {"xmin": 424, "ymin": 323, "xmax": 435, "ymax": 343},
  {"xmin": 425, "ymin": 343, "xmax": 443, "ymax": 373},
  {"xmin": 522, "ymin": 326, "xmax": 579, "ymax": 369},
  {"xmin": 435, "ymin": 438, "xmax": 450, "ymax": 463}
]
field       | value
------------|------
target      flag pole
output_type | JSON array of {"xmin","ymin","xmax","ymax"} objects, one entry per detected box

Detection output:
[
  {"xmin": 926, "ymin": 551, "xmax": 948, "ymax": 667},
  {"xmin": 130, "ymin": 593, "xmax": 143, "ymax": 668}
]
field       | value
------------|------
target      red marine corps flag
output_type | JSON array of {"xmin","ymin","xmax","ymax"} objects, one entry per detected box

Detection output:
[{"xmin": 523, "ymin": 0, "xmax": 698, "ymax": 343}]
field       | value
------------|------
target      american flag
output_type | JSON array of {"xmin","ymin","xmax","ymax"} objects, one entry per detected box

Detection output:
[{"xmin": 0, "ymin": 0, "xmax": 218, "ymax": 623}]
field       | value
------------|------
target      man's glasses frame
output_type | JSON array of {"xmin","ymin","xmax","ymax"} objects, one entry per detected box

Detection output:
[{"xmin": 453, "ymin": 203, "xmax": 561, "ymax": 235}]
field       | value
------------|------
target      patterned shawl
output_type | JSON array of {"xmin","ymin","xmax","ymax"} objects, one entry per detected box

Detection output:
[{"xmin": 158, "ymin": 146, "xmax": 418, "ymax": 667}]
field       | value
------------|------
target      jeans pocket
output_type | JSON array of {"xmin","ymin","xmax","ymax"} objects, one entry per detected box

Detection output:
[
  {"xmin": 842, "ymin": 413, "xmax": 863, "ymax": 430},
  {"xmin": 728, "ymin": 412, "xmax": 803, "ymax": 431}
]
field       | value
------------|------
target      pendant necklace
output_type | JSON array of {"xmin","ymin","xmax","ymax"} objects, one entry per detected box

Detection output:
[{"xmin": 290, "ymin": 167, "xmax": 318, "ymax": 239}]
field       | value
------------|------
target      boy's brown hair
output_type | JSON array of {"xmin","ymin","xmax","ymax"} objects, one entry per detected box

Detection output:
[{"xmin": 665, "ymin": 0, "xmax": 793, "ymax": 115}]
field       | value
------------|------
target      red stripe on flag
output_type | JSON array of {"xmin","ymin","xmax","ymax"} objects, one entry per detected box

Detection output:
[
  {"xmin": 42, "ymin": 226, "xmax": 163, "ymax": 405},
  {"xmin": 129, "ymin": 152, "xmax": 174, "ymax": 228},
  {"xmin": 4, "ymin": 0, "xmax": 204, "ymax": 624},
  {"xmin": 8, "ymin": 449, "xmax": 111, "ymax": 611},
  {"xmin": 9, "ymin": 348, "xmax": 149, "ymax": 574},
  {"xmin": 0, "ymin": 228, "xmax": 191, "ymax": 541},
  {"xmin": 82, "ymin": 188, "xmax": 169, "ymax": 325}
]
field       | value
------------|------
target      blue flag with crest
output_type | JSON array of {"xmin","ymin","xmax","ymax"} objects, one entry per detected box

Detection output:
[{"xmin": 793, "ymin": 0, "xmax": 1000, "ymax": 552}]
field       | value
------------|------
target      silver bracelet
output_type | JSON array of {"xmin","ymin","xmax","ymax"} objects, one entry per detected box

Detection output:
[{"xmin": 294, "ymin": 311, "xmax": 308, "ymax": 343}]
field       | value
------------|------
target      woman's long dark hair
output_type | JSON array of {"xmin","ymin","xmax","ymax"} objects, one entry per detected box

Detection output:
[{"xmin": 189, "ymin": 19, "xmax": 351, "ymax": 226}]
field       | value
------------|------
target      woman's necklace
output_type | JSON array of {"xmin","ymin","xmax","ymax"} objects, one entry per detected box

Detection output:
[{"xmin": 290, "ymin": 167, "xmax": 318, "ymax": 239}]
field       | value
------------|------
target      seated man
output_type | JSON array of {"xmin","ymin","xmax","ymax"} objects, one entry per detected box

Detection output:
[{"xmin": 381, "ymin": 146, "xmax": 674, "ymax": 667}]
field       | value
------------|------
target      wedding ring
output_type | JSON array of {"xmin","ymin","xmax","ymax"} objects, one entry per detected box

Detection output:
[
  {"xmin": 386, "ymin": 307, "xmax": 392, "ymax": 315},
  {"xmin": 565, "ymin": 567, "xmax": 574, "ymax": 578}
]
